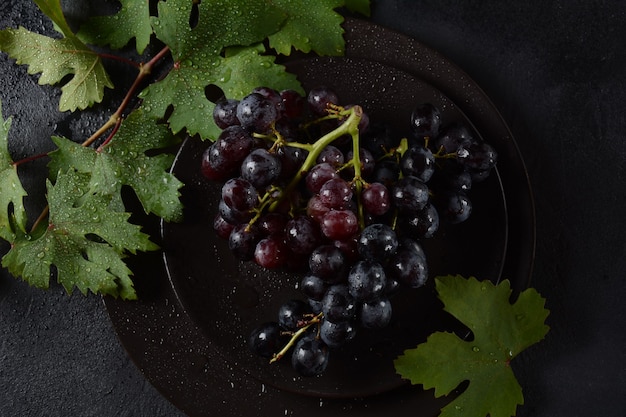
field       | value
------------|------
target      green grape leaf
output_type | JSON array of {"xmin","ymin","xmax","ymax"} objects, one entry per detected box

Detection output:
[
  {"xmin": 139, "ymin": 0, "xmax": 297, "ymax": 140},
  {"xmin": 32, "ymin": 0, "xmax": 76, "ymax": 39},
  {"xmin": 0, "ymin": 100, "xmax": 28, "ymax": 242},
  {"xmin": 394, "ymin": 275, "xmax": 550, "ymax": 417},
  {"xmin": 268, "ymin": 0, "xmax": 346, "ymax": 56},
  {"xmin": 0, "ymin": 26, "xmax": 114, "ymax": 112},
  {"xmin": 1, "ymin": 169, "xmax": 159, "ymax": 300},
  {"xmin": 77, "ymin": 0, "xmax": 152, "ymax": 54},
  {"xmin": 141, "ymin": 43, "xmax": 302, "ymax": 140},
  {"xmin": 48, "ymin": 108, "xmax": 184, "ymax": 222}
]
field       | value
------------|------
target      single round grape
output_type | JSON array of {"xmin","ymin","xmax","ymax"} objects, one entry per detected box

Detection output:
[
  {"xmin": 357, "ymin": 223, "xmax": 399, "ymax": 263},
  {"xmin": 347, "ymin": 260, "xmax": 387, "ymax": 302},
  {"xmin": 276, "ymin": 144, "xmax": 308, "ymax": 179},
  {"xmin": 321, "ymin": 284, "xmax": 356, "ymax": 323},
  {"xmin": 391, "ymin": 175, "xmax": 430, "ymax": 213},
  {"xmin": 388, "ymin": 239, "xmax": 428, "ymax": 288},
  {"xmin": 308, "ymin": 244, "xmax": 346, "ymax": 283},
  {"xmin": 360, "ymin": 298, "xmax": 393, "ymax": 329},
  {"xmin": 285, "ymin": 215, "xmax": 321, "ymax": 255},
  {"xmin": 221, "ymin": 177, "xmax": 258, "ymax": 212},
  {"xmin": 228, "ymin": 223, "xmax": 260, "ymax": 261},
  {"xmin": 320, "ymin": 209, "xmax": 359, "ymax": 241},
  {"xmin": 236, "ymin": 92, "xmax": 278, "ymax": 133},
  {"xmin": 320, "ymin": 319, "xmax": 357, "ymax": 349},
  {"xmin": 240, "ymin": 148, "xmax": 281, "ymax": 189},
  {"xmin": 434, "ymin": 123, "xmax": 475, "ymax": 154},
  {"xmin": 398, "ymin": 202, "xmax": 440, "ymax": 239},
  {"xmin": 291, "ymin": 336, "xmax": 329, "ymax": 377},
  {"xmin": 361, "ymin": 182, "xmax": 391, "ymax": 216},
  {"xmin": 200, "ymin": 143, "xmax": 237, "ymax": 181},
  {"xmin": 318, "ymin": 178, "xmax": 353, "ymax": 210},
  {"xmin": 300, "ymin": 274, "xmax": 328, "ymax": 301},
  {"xmin": 213, "ymin": 213, "xmax": 235, "ymax": 239},
  {"xmin": 316, "ymin": 145, "xmax": 344, "ymax": 167},
  {"xmin": 257, "ymin": 212, "xmax": 289, "ymax": 236},
  {"xmin": 213, "ymin": 98, "xmax": 240, "ymax": 129},
  {"xmin": 248, "ymin": 321, "xmax": 284, "ymax": 358},
  {"xmin": 279, "ymin": 89, "xmax": 306, "ymax": 120},
  {"xmin": 371, "ymin": 159, "xmax": 401, "ymax": 188},
  {"xmin": 307, "ymin": 86, "xmax": 339, "ymax": 116},
  {"xmin": 305, "ymin": 162, "xmax": 340, "ymax": 194},
  {"xmin": 410, "ymin": 102, "xmax": 441, "ymax": 139},
  {"xmin": 437, "ymin": 191, "xmax": 472, "ymax": 224},
  {"xmin": 254, "ymin": 235, "xmax": 289, "ymax": 269},
  {"xmin": 252, "ymin": 86, "xmax": 284, "ymax": 113},
  {"xmin": 457, "ymin": 142, "xmax": 498, "ymax": 172},
  {"xmin": 218, "ymin": 199, "xmax": 253, "ymax": 225},
  {"xmin": 277, "ymin": 299, "xmax": 311, "ymax": 331},
  {"xmin": 400, "ymin": 144, "xmax": 436, "ymax": 183},
  {"xmin": 214, "ymin": 125, "xmax": 255, "ymax": 164},
  {"xmin": 306, "ymin": 194, "xmax": 330, "ymax": 223}
]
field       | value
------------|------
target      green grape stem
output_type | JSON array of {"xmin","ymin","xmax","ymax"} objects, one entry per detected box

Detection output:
[
  {"xmin": 269, "ymin": 105, "xmax": 364, "ymax": 212},
  {"xmin": 269, "ymin": 312, "xmax": 324, "ymax": 364}
]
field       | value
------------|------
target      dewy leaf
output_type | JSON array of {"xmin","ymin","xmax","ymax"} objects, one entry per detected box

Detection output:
[
  {"xmin": 48, "ymin": 108, "xmax": 184, "ymax": 222},
  {"xmin": 394, "ymin": 275, "xmax": 550, "ymax": 417},
  {"xmin": 0, "ymin": 27, "xmax": 114, "ymax": 112},
  {"xmin": 77, "ymin": 0, "xmax": 153, "ymax": 54},
  {"xmin": 1, "ymin": 169, "xmax": 159, "ymax": 300},
  {"xmin": 140, "ymin": 0, "xmax": 301, "ymax": 140},
  {"xmin": 344, "ymin": 0, "xmax": 371, "ymax": 17},
  {"xmin": 0, "ymin": 100, "xmax": 28, "ymax": 242},
  {"xmin": 32, "ymin": 0, "xmax": 76, "ymax": 39},
  {"xmin": 268, "ymin": 0, "xmax": 346, "ymax": 56}
]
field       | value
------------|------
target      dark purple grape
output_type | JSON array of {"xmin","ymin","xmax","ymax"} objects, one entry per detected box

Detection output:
[
  {"xmin": 360, "ymin": 298, "xmax": 393, "ymax": 329},
  {"xmin": 291, "ymin": 335, "xmax": 329, "ymax": 377},
  {"xmin": 213, "ymin": 98, "xmax": 240, "ymax": 129},
  {"xmin": 388, "ymin": 238, "xmax": 428, "ymax": 288},
  {"xmin": 457, "ymin": 142, "xmax": 498, "ymax": 172},
  {"xmin": 300, "ymin": 274, "xmax": 328, "ymax": 301},
  {"xmin": 214, "ymin": 125, "xmax": 255, "ymax": 163},
  {"xmin": 240, "ymin": 148, "xmax": 281, "ymax": 189},
  {"xmin": 398, "ymin": 202, "xmax": 440, "ymax": 239},
  {"xmin": 320, "ymin": 209, "xmax": 359, "ymax": 241},
  {"xmin": 285, "ymin": 215, "xmax": 321, "ymax": 255},
  {"xmin": 218, "ymin": 199, "xmax": 253, "ymax": 224},
  {"xmin": 320, "ymin": 319, "xmax": 357, "ymax": 348},
  {"xmin": 305, "ymin": 163, "xmax": 340, "ymax": 194},
  {"xmin": 391, "ymin": 175, "xmax": 430, "ymax": 213},
  {"xmin": 306, "ymin": 194, "xmax": 330, "ymax": 223},
  {"xmin": 360, "ymin": 122, "xmax": 399, "ymax": 159},
  {"xmin": 307, "ymin": 86, "xmax": 339, "ymax": 116},
  {"xmin": 254, "ymin": 235, "xmax": 289, "ymax": 269},
  {"xmin": 437, "ymin": 191, "xmax": 472, "ymax": 224},
  {"xmin": 410, "ymin": 102, "xmax": 441, "ymax": 139},
  {"xmin": 316, "ymin": 145, "xmax": 344, "ymax": 167},
  {"xmin": 237, "ymin": 92, "xmax": 278, "ymax": 132},
  {"xmin": 228, "ymin": 223, "xmax": 260, "ymax": 260},
  {"xmin": 371, "ymin": 159, "xmax": 401, "ymax": 188},
  {"xmin": 344, "ymin": 147, "xmax": 375, "ymax": 179},
  {"xmin": 347, "ymin": 260, "xmax": 387, "ymax": 302},
  {"xmin": 221, "ymin": 177, "xmax": 258, "ymax": 211},
  {"xmin": 252, "ymin": 86, "xmax": 283, "ymax": 113},
  {"xmin": 361, "ymin": 182, "xmax": 391, "ymax": 216},
  {"xmin": 321, "ymin": 284, "xmax": 356, "ymax": 323},
  {"xmin": 308, "ymin": 244, "xmax": 346, "ymax": 283},
  {"xmin": 434, "ymin": 123, "xmax": 475, "ymax": 154},
  {"xmin": 400, "ymin": 145, "xmax": 436, "ymax": 182},
  {"xmin": 357, "ymin": 223, "xmax": 399, "ymax": 263},
  {"xmin": 200, "ymin": 142, "xmax": 237, "ymax": 181},
  {"xmin": 213, "ymin": 213, "xmax": 235, "ymax": 239},
  {"xmin": 277, "ymin": 299, "xmax": 311, "ymax": 331},
  {"xmin": 280, "ymin": 89, "xmax": 306, "ymax": 120},
  {"xmin": 318, "ymin": 178, "xmax": 353, "ymax": 210},
  {"xmin": 276, "ymin": 144, "xmax": 308, "ymax": 179},
  {"xmin": 257, "ymin": 212, "xmax": 289, "ymax": 236},
  {"xmin": 249, "ymin": 321, "xmax": 285, "ymax": 358}
]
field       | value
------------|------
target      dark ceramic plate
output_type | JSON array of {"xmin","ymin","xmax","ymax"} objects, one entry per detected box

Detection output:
[{"xmin": 104, "ymin": 18, "xmax": 535, "ymax": 417}]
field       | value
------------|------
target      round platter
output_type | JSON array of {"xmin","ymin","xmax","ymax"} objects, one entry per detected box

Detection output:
[{"xmin": 104, "ymin": 17, "xmax": 535, "ymax": 417}]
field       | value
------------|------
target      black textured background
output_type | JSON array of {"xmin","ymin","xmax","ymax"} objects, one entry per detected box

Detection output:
[{"xmin": 1, "ymin": 1, "xmax": 625, "ymax": 416}]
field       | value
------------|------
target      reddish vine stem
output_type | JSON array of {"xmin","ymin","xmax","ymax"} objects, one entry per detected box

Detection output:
[
  {"xmin": 27, "ymin": 46, "xmax": 172, "ymax": 234},
  {"xmin": 97, "ymin": 52, "xmax": 141, "ymax": 69}
]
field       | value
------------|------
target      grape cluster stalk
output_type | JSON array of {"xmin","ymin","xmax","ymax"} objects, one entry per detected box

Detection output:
[{"xmin": 200, "ymin": 86, "xmax": 498, "ymax": 377}]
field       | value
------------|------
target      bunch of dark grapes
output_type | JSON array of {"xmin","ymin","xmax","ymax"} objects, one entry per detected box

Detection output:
[{"xmin": 201, "ymin": 86, "xmax": 498, "ymax": 377}]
